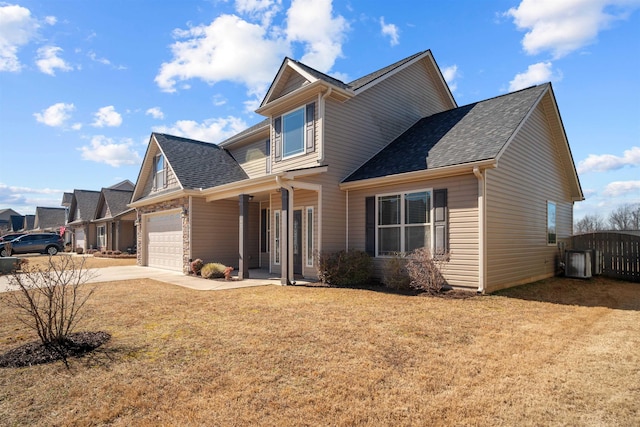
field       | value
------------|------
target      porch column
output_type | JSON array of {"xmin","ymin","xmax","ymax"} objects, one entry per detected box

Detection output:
[
  {"xmin": 238, "ymin": 194, "xmax": 250, "ymax": 280},
  {"xmin": 280, "ymin": 188, "xmax": 291, "ymax": 285}
]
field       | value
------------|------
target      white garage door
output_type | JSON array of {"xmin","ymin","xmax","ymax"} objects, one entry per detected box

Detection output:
[
  {"xmin": 76, "ymin": 229, "xmax": 85, "ymax": 250},
  {"xmin": 146, "ymin": 212, "xmax": 183, "ymax": 271}
]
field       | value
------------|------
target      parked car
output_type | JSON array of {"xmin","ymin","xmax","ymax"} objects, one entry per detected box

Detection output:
[
  {"xmin": 0, "ymin": 233, "xmax": 64, "ymax": 257},
  {"xmin": 0, "ymin": 233, "xmax": 25, "ymax": 243}
]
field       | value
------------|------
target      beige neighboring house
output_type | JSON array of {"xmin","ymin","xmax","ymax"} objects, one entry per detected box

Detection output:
[
  {"xmin": 129, "ymin": 50, "xmax": 583, "ymax": 293},
  {"xmin": 66, "ymin": 190, "xmax": 101, "ymax": 251},
  {"xmin": 32, "ymin": 207, "xmax": 66, "ymax": 233},
  {"xmin": 93, "ymin": 184, "xmax": 136, "ymax": 252}
]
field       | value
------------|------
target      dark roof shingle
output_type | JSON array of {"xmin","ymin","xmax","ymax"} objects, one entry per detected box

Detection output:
[{"xmin": 344, "ymin": 84, "xmax": 548, "ymax": 182}]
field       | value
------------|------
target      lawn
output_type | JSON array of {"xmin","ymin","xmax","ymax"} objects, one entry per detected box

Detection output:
[{"xmin": 0, "ymin": 275, "xmax": 638, "ymax": 426}]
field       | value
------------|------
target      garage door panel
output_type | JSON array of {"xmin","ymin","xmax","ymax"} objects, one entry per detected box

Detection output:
[{"xmin": 146, "ymin": 212, "xmax": 182, "ymax": 271}]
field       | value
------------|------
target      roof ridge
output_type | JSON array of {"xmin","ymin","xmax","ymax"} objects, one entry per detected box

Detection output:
[{"xmin": 348, "ymin": 50, "xmax": 429, "ymax": 90}]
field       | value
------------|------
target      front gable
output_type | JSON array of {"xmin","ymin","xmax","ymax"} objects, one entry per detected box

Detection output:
[{"xmin": 131, "ymin": 134, "xmax": 181, "ymax": 203}]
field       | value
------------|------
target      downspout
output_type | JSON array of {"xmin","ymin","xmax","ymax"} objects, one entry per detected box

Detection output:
[
  {"xmin": 318, "ymin": 87, "xmax": 332, "ymax": 165},
  {"xmin": 473, "ymin": 167, "xmax": 486, "ymax": 294},
  {"xmin": 275, "ymin": 175, "xmax": 294, "ymax": 285}
]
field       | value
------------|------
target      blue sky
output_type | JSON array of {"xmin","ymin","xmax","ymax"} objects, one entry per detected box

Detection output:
[{"xmin": 1, "ymin": 0, "xmax": 639, "ymax": 223}]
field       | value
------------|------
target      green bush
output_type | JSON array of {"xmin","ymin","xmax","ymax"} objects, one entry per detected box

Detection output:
[
  {"xmin": 316, "ymin": 249, "xmax": 372, "ymax": 287},
  {"xmin": 382, "ymin": 252, "xmax": 411, "ymax": 290},
  {"xmin": 201, "ymin": 262, "xmax": 227, "ymax": 279}
]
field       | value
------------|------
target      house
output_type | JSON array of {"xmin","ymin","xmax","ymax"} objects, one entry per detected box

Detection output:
[
  {"xmin": 9, "ymin": 215, "xmax": 25, "ymax": 232},
  {"xmin": 32, "ymin": 207, "xmax": 66, "ymax": 233},
  {"xmin": 66, "ymin": 190, "xmax": 101, "ymax": 251},
  {"xmin": 129, "ymin": 50, "xmax": 583, "ymax": 293},
  {"xmin": 22, "ymin": 215, "xmax": 35, "ymax": 231},
  {"xmin": 93, "ymin": 183, "xmax": 136, "ymax": 252},
  {"xmin": 0, "ymin": 209, "xmax": 21, "ymax": 234}
]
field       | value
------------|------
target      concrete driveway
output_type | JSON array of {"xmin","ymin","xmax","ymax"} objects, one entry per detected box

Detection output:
[{"xmin": 0, "ymin": 265, "xmax": 285, "ymax": 293}]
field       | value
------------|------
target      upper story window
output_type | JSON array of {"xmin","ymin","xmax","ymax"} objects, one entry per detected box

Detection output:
[
  {"xmin": 283, "ymin": 107, "xmax": 305, "ymax": 158},
  {"xmin": 273, "ymin": 102, "xmax": 315, "ymax": 162},
  {"xmin": 153, "ymin": 153, "xmax": 165, "ymax": 189}
]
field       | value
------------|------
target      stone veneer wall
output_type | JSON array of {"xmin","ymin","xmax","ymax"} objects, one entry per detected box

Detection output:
[{"xmin": 135, "ymin": 197, "xmax": 190, "ymax": 274}]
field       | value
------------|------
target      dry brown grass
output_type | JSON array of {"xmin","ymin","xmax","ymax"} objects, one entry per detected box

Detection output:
[
  {"xmin": 1, "ymin": 276, "xmax": 638, "ymax": 426},
  {"xmin": 16, "ymin": 254, "xmax": 136, "ymax": 270}
]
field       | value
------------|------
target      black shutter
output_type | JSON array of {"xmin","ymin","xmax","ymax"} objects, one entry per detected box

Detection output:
[
  {"xmin": 434, "ymin": 189, "xmax": 448, "ymax": 255},
  {"xmin": 305, "ymin": 102, "xmax": 315, "ymax": 153},
  {"xmin": 365, "ymin": 196, "xmax": 375, "ymax": 256},
  {"xmin": 261, "ymin": 209, "xmax": 268, "ymax": 252},
  {"xmin": 274, "ymin": 117, "xmax": 282, "ymax": 162}
]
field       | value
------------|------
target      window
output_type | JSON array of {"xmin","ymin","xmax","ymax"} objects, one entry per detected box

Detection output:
[
  {"xmin": 153, "ymin": 154, "xmax": 165, "ymax": 189},
  {"xmin": 282, "ymin": 107, "xmax": 305, "ymax": 158},
  {"xmin": 261, "ymin": 208, "xmax": 270, "ymax": 253},
  {"xmin": 274, "ymin": 210, "xmax": 281, "ymax": 264},
  {"xmin": 97, "ymin": 225, "xmax": 106, "ymax": 249},
  {"xmin": 306, "ymin": 207, "xmax": 314, "ymax": 267},
  {"xmin": 547, "ymin": 201, "xmax": 556, "ymax": 245},
  {"xmin": 377, "ymin": 190, "xmax": 431, "ymax": 256}
]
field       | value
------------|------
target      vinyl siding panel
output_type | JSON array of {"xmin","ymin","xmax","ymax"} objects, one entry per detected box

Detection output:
[
  {"xmin": 190, "ymin": 197, "xmax": 241, "ymax": 268},
  {"xmin": 485, "ymin": 102, "xmax": 574, "ymax": 292},
  {"xmin": 229, "ymin": 138, "xmax": 269, "ymax": 179},
  {"xmin": 272, "ymin": 69, "xmax": 310, "ymax": 101},
  {"xmin": 346, "ymin": 174, "xmax": 479, "ymax": 290}
]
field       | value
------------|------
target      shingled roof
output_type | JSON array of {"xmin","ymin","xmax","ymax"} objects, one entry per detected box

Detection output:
[
  {"xmin": 344, "ymin": 84, "xmax": 549, "ymax": 182},
  {"xmin": 154, "ymin": 133, "xmax": 249, "ymax": 189},
  {"xmin": 34, "ymin": 207, "xmax": 66, "ymax": 231},
  {"xmin": 97, "ymin": 188, "xmax": 134, "ymax": 219},
  {"xmin": 68, "ymin": 190, "xmax": 101, "ymax": 224}
]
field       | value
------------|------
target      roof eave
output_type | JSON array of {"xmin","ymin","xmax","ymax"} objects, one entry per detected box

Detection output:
[
  {"xmin": 128, "ymin": 189, "xmax": 201, "ymax": 209},
  {"xmin": 256, "ymin": 80, "xmax": 353, "ymax": 115},
  {"xmin": 340, "ymin": 160, "xmax": 497, "ymax": 191}
]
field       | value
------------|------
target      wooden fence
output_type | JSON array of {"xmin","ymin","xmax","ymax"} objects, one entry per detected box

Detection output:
[{"xmin": 571, "ymin": 232, "xmax": 640, "ymax": 282}]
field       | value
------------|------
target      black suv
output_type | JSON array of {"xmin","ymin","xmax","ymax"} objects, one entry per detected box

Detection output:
[{"xmin": 1, "ymin": 233, "xmax": 64, "ymax": 257}]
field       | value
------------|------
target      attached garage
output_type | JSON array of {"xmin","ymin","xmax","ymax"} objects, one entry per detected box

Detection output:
[
  {"xmin": 75, "ymin": 229, "xmax": 85, "ymax": 250},
  {"xmin": 144, "ymin": 211, "xmax": 183, "ymax": 271}
]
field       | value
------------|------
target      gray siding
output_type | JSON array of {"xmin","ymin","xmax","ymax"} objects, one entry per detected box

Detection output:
[
  {"xmin": 485, "ymin": 101, "xmax": 574, "ymax": 292},
  {"xmin": 346, "ymin": 175, "xmax": 479, "ymax": 289}
]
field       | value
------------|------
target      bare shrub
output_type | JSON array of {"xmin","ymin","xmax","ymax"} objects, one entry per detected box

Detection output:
[
  {"xmin": 201, "ymin": 263, "xmax": 227, "ymax": 279},
  {"xmin": 382, "ymin": 252, "xmax": 411, "ymax": 290},
  {"xmin": 190, "ymin": 258, "xmax": 204, "ymax": 275},
  {"xmin": 76, "ymin": 247, "xmax": 84, "ymax": 254},
  {"xmin": 2, "ymin": 256, "xmax": 97, "ymax": 366},
  {"xmin": 315, "ymin": 249, "xmax": 372, "ymax": 287},
  {"xmin": 405, "ymin": 247, "xmax": 449, "ymax": 294}
]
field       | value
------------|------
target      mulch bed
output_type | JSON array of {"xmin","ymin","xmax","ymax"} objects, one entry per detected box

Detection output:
[{"xmin": 0, "ymin": 331, "xmax": 111, "ymax": 368}]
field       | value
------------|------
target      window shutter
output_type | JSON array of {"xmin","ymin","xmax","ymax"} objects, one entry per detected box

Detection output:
[
  {"xmin": 305, "ymin": 102, "xmax": 315, "ymax": 153},
  {"xmin": 365, "ymin": 196, "xmax": 375, "ymax": 256},
  {"xmin": 434, "ymin": 189, "xmax": 448, "ymax": 255},
  {"xmin": 273, "ymin": 117, "xmax": 282, "ymax": 162},
  {"xmin": 163, "ymin": 160, "xmax": 168, "ymax": 188},
  {"xmin": 265, "ymin": 139, "xmax": 271, "ymax": 173},
  {"xmin": 152, "ymin": 156, "xmax": 158, "ymax": 190}
]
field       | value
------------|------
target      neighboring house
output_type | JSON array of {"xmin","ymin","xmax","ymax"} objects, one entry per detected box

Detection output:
[
  {"xmin": 33, "ymin": 207, "xmax": 66, "ymax": 233},
  {"xmin": 66, "ymin": 190, "xmax": 101, "ymax": 251},
  {"xmin": 93, "ymin": 187, "xmax": 136, "ymax": 252},
  {"xmin": 0, "ymin": 209, "xmax": 21, "ymax": 234},
  {"xmin": 129, "ymin": 50, "xmax": 583, "ymax": 293},
  {"xmin": 22, "ymin": 215, "xmax": 35, "ymax": 232},
  {"xmin": 61, "ymin": 192, "xmax": 74, "ymax": 245},
  {"xmin": 10, "ymin": 215, "xmax": 25, "ymax": 232}
]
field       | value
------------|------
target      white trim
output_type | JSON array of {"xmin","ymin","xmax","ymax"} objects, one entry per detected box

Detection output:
[
  {"xmin": 274, "ymin": 210, "xmax": 281, "ymax": 265},
  {"xmin": 306, "ymin": 206, "xmax": 314, "ymax": 267},
  {"xmin": 474, "ymin": 167, "xmax": 486, "ymax": 294},
  {"xmin": 281, "ymin": 106, "xmax": 307, "ymax": 160}
]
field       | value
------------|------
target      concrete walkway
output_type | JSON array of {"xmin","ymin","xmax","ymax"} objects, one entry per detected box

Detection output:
[{"xmin": 0, "ymin": 265, "xmax": 305, "ymax": 293}]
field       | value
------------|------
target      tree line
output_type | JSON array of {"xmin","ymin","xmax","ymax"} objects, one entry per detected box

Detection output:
[{"xmin": 574, "ymin": 203, "xmax": 640, "ymax": 233}]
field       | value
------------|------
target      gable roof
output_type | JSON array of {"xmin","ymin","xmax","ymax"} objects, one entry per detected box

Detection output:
[
  {"xmin": 61, "ymin": 192, "xmax": 73, "ymax": 207},
  {"xmin": 10, "ymin": 215, "xmax": 24, "ymax": 231},
  {"xmin": 34, "ymin": 207, "xmax": 66, "ymax": 231},
  {"xmin": 24, "ymin": 214, "xmax": 35, "ymax": 231},
  {"xmin": 0, "ymin": 208, "xmax": 20, "ymax": 221},
  {"xmin": 153, "ymin": 133, "xmax": 249, "ymax": 190},
  {"xmin": 344, "ymin": 84, "xmax": 550, "ymax": 182},
  {"xmin": 68, "ymin": 189, "xmax": 101, "ymax": 224},
  {"xmin": 96, "ymin": 188, "xmax": 134, "ymax": 220},
  {"xmin": 109, "ymin": 179, "xmax": 135, "ymax": 191}
]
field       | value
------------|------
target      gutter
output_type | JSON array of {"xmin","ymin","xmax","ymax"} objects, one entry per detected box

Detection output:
[{"xmin": 473, "ymin": 166, "xmax": 486, "ymax": 294}]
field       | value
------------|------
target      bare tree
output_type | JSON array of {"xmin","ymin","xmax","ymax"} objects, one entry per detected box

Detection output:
[
  {"xmin": 574, "ymin": 213, "xmax": 605, "ymax": 234},
  {"xmin": 608, "ymin": 203, "xmax": 640, "ymax": 231}
]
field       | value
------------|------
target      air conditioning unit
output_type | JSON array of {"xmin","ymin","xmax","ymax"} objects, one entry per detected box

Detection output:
[
  {"xmin": 565, "ymin": 250, "xmax": 592, "ymax": 279},
  {"xmin": 589, "ymin": 249, "xmax": 602, "ymax": 275}
]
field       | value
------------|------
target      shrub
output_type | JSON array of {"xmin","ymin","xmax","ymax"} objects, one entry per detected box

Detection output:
[
  {"xmin": 201, "ymin": 262, "xmax": 227, "ymax": 279},
  {"xmin": 113, "ymin": 250, "xmax": 121, "ymax": 256},
  {"xmin": 75, "ymin": 247, "xmax": 84, "ymax": 254},
  {"xmin": 382, "ymin": 252, "xmax": 411, "ymax": 290},
  {"xmin": 405, "ymin": 247, "xmax": 449, "ymax": 294},
  {"xmin": 316, "ymin": 249, "xmax": 372, "ymax": 287},
  {"xmin": 2, "ymin": 256, "xmax": 97, "ymax": 367},
  {"xmin": 190, "ymin": 259, "xmax": 204, "ymax": 275}
]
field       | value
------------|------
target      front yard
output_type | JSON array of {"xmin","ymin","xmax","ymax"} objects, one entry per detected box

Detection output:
[{"xmin": 0, "ymin": 276, "xmax": 638, "ymax": 426}]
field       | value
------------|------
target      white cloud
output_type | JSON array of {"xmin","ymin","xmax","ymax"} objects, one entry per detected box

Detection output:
[
  {"xmin": 88, "ymin": 50, "xmax": 111, "ymax": 65},
  {"xmin": 379, "ymin": 17, "xmax": 399, "ymax": 46},
  {"xmin": 235, "ymin": 0, "xmax": 281, "ymax": 26},
  {"xmin": 508, "ymin": 61, "xmax": 561, "ymax": 91},
  {"xmin": 286, "ymin": 0, "xmax": 349, "ymax": 72},
  {"xmin": 33, "ymin": 102, "xmax": 75, "ymax": 127},
  {"xmin": 79, "ymin": 136, "xmax": 141, "ymax": 167},
  {"xmin": 36, "ymin": 45, "xmax": 72, "ymax": 75},
  {"xmin": 0, "ymin": 4, "xmax": 39, "ymax": 72},
  {"xmin": 146, "ymin": 107, "xmax": 165, "ymax": 119},
  {"xmin": 603, "ymin": 180, "xmax": 640, "ymax": 196},
  {"xmin": 92, "ymin": 106, "xmax": 123, "ymax": 127},
  {"xmin": 441, "ymin": 65, "xmax": 460, "ymax": 92},
  {"xmin": 155, "ymin": 14, "xmax": 289, "ymax": 97},
  {"xmin": 153, "ymin": 116, "xmax": 248, "ymax": 143},
  {"xmin": 578, "ymin": 146, "xmax": 640, "ymax": 173},
  {"xmin": 44, "ymin": 16, "xmax": 56, "ymax": 25},
  {"xmin": 506, "ymin": 0, "xmax": 640, "ymax": 58}
]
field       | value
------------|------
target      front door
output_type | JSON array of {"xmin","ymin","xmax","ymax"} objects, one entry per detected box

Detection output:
[{"xmin": 293, "ymin": 209, "xmax": 302, "ymax": 275}]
